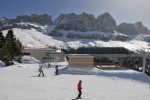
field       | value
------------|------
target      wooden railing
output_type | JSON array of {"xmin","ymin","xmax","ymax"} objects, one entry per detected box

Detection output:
[
  {"xmin": 120, "ymin": 65, "xmax": 130, "ymax": 69},
  {"xmin": 23, "ymin": 46, "xmax": 55, "ymax": 50},
  {"xmin": 94, "ymin": 62, "xmax": 115, "ymax": 66},
  {"xmin": 94, "ymin": 62, "xmax": 130, "ymax": 69}
]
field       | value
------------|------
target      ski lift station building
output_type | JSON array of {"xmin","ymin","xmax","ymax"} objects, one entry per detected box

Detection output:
[
  {"xmin": 22, "ymin": 47, "xmax": 65, "ymax": 63},
  {"xmin": 23, "ymin": 47, "xmax": 130, "ymax": 65},
  {"xmin": 66, "ymin": 47, "xmax": 130, "ymax": 67},
  {"xmin": 23, "ymin": 46, "xmax": 150, "ymax": 72}
]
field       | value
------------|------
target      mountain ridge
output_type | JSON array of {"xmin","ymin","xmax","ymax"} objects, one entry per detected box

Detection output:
[
  {"xmin": 0, "ymin": 12, "xmax": 150, "ymax": 34},
  {"xmin": 1, "ymin": 12, "xmax": 150, "ymax": 52}
]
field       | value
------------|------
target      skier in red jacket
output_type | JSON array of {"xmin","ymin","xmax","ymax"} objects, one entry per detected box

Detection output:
[{"xmin": 77, "ymin": 80, "xmax": 82, "ymax": 99}]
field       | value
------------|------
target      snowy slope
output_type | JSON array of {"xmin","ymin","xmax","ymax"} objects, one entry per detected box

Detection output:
[
  {"xmin": 2, "ymin": 28, "xmax": 63, "ymax": 47},
  {"xmin": 2, "ymin": 23, "xmax": 150, "ymax": 51},
  {"xmin": 0, "ymin": 61, "xmax": 150, "ymax": 100}
]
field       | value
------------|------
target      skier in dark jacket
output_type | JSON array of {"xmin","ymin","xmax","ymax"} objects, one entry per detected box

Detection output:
[
  {"xmin": 55, "ymin": 65, "xmax": 59, "ymax": 75},
  {"xmin": 38, "ymin": 66, "xmax": 44, "ymax": 77},
  {"xmin": 77, "ymin": 80, "xmax": 82, "ymax": 99},
  {"xmin": 48, "ymin": 63, "xmax": 51, "ymax": 68}
]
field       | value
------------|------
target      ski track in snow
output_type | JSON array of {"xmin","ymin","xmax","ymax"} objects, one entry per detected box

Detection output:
[{"xmin": 0, "ymin": 62, "xmax": 150, "ymax": 100}]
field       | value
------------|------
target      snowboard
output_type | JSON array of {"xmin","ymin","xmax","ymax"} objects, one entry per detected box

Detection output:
[
  {"xmin": 54, "ymin": 71, "xmax": 59, "ymax": 75},
  {"xmin": 72, "ymin": 97, "xmax": 89, "ymax": 100},
  {"xmin": 30, "ymin": 76, "xmax": 46, "ymax": 77},
  {"xmin": 38, "ymin": 76, "xmax": 46, "ymax": 77}
]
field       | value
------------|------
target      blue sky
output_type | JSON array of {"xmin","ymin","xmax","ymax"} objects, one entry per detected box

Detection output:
[{"xmin": 1, "ymin": 0, "xmax": 150, "ymax": 29}]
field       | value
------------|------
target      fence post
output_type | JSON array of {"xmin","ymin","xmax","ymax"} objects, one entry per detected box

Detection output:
[{"xmin": 142, "ymin": 55, "xmax": 146, "ymax": 73}]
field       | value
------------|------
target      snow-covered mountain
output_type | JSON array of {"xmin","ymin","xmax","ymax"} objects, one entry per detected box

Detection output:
[
  {"xmin": 1, "ymin": 13, "xmax": 150, "ymax": 52},
  {"xmin": 1, "ymin": 25, "xmax": 150, "ymax": 52}
]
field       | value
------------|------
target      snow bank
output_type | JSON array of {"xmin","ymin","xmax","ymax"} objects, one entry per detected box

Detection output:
[
  {"xmin": 59, "ymin": 65, "xmax": 150, "ymax": 84},
  {"xmin": 0, "ymin": 60, "xmax": 5, "ymax": 67},
  {"xmin": 21, "ymin": 56, "xmax": 41, "ymax": 64},
  {"xmin": 95, "ymin": 69, "xmax": 150, "ymax": 84}
]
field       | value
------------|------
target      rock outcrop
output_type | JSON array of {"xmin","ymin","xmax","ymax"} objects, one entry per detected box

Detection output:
[
  {"xmin": 66, "ymin": 32, "xmax": 110, "ymax": 41},
  {"xmin": 0, "ymin": 14, "xmax": 53, "ymax": 27},
  {"xmin": 134, "ymin": 22, "xmax": 149, "ymax": 34},
  {"xmin": 116, "ymin": 23, "xmax": 138, "ymax": 34},
  {"xmin": 97, "ymin": 12, "xmax": 116, "ymax": 32},
  {"xmin": 48, "ymin": 30, "xmax": 63, "ymax": 37},
  {"xmin": 0, "ymin": 14, "xmax": 53, "ymax": 32},
  {"xmin": 54, "ymin": 12, "xmax": 116, "ymax": 32},
  {"xmin": 54, "ymin": 12, "xmax": 97, "ymax": 32},
  {"xmin": 14, "ymin": 14, "xmax": 53, "ymax": 26},
  {"xmin": 0, "ymin": 17, "xmax": 11, "ymax": 27},
  {"xmin": 116, "ymin": 22, "xmax": 150, "ymax": 34}
]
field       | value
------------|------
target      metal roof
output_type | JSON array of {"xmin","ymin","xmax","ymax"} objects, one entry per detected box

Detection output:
[{"xmin": 75, "ymin": 47, "xmax": 130, "ymax": 54}]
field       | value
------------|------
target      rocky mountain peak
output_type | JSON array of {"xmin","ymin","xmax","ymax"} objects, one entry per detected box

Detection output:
[
  {"xmin": 80, "ymin": 12, "xmax": 97, "ymax": 31},
  {"xmin": 116, "ymin": 21, "xmax": 150, "ymax": 34},
  {"xmin": 54, "ymin": 13, "xmax": 78, "ymax": 25},
  {"xmin": 0, "ymin": 14, "xmax": 53, "ymax": 32},
  {"xmin": 0, "ymin": 14, "xmax": 53, "ymax": 28},
  {"xmin": 54, "ymin": 12, "xmax": 116, "ymax": 32},
  {"xmin": 15, "ymin": 14, "xmax": 53, "ymax": 26},
  {"xmin": 0, "ymin": 17, "xmax": 11, "ymax": 26},
  {"xmin": 134, "ymin": 22, "xmax": 149, "ymax": 34},
  {"xmin": 116, "ymin": 23, "xmax": 138, "ymax": 34},
  {"xmin": 54, "ymin": 12, "xmax": 97, "ymax": 32},
  {"xmin": 97, "ymin": 12, "xmax": 116, "ymax": 32}
]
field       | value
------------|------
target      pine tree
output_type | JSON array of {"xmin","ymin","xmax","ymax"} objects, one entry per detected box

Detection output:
[
  {"xmin": 2, "ymin": 29, "xmax": 23, "ymax": 65},
  {"xmin": 15, "ymin": 38, "xmax": 23, "ymax": 57},
  {"xmin": 0, "ymin": 31, "xmax": 5, "ymax": 59},
  {"xmin": 0, "ymin": 31, "xmax": 5, "ymax": 48},
  {"xmin": 2, "ymin": 36, "xmax": 14, "ymax": 61}
]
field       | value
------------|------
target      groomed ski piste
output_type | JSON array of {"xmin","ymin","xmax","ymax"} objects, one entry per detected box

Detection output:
[{"xmin": 0, "ymin": 56, "xmax": 150, "ymax": 100}]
